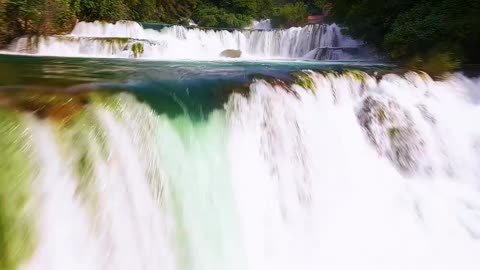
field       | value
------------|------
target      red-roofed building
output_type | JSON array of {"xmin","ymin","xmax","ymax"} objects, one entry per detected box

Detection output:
[
  {"xmin": 308, "ymin": 15, "xmax": 324, "ymax": 24},
  {"xmin": 307, "ymin": 3, "xmax": 333, "ymax": 24}
]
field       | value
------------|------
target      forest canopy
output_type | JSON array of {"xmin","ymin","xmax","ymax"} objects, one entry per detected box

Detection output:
[{"xmin": 329, "ymin": 0, "xmax": 480, "ymax": 65}]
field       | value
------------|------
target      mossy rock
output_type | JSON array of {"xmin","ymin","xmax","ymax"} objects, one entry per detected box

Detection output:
[
  {"xmin": 10, "ymin": 91, "xmax": 88, "ymax": 124},
  {"xmin": 96, "ymin": 38, "xmax": 130, "ymax": 51},
  {"xmin": 357, "ymin": 95, "xmax": 426, "ymax": 174},
  {"xmin": 131, "ymin": 43, "xmax": 144, "ymax": 58},
  {"xmin": 0, "ymin": 89, "xmax": 121, "ymax": 125},
  {"xmin": 251, "ymin": 76, "xmax": 299, "ymax": 98},
  {"xmin": 229, "ymin": 84, "xmax": 251, "ymax": 98},
  {"xmin": 250, "ymin": 74, "xmax": 278, "ymax": 85},
  {"xmin": 346, "ymin": 70, "xmax": 368, "ymax": 83},
  {"xmin": 292, "ymin": 71, "xmax": 316, "ymax": 94}
]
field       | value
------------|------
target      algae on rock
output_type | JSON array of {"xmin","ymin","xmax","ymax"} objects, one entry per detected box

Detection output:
[
  {"xmin": 131, "ymin": 43, "xmax": 144, "ymax": 58},
  {"xmin": 0, "ymin": 109, "xmax": 37, "ymax": 270},
  {"xmin": 292, "ymin": 72, "xmax": 317, "ymax": 94}
]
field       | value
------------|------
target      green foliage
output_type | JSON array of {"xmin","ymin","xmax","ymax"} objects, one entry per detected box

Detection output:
[
  {"xmin": 192, "ymin": 4, "xmax": 253, "ymax": 28},
  {"xmin": 0, "ymin": 0, "xmax": 9, "ymax": 45},
  {"xmin": 77, "ymin": 0, "xmax": 128, "ymax": 22},
  {"xmin": 191, "ymin": 0, "xmax": 278, "ymax": 28},
  {"xmin": 406, "ymin": 52, "xmax": 461, "ymax": 77},
  {"xmin": 127, "ymin": 0, "xmax": 156, "ymax": 22},
  {"xmin": 0, "ymin": 109, "xmax": 36, "ymax": 270},
  {"xmin": 179, "ymin": 18, "xmax": 191, "ymax": 27},
  {"xmin": 0, "ymin": 0, "xmax": 77, "ymax": 47},
  {"xmin": 152, "ymin": 0, "xmax": 198, "ymax": 24},
  {"xmin": 229, "ymin": 0, "xmax": 258, "ymax": 15},
  {"xmin": 271, "ymin": 2, "xmax": 308, "ymax": 28},
  {"xmin": 255, "ymin": 0, "xmax": 274, "ymax": 19},
  {"xmin": 330, "ymin": 0, "xmax": 480, "ymax": 68},
  {"xmin": 384, "ymin": 2, "xmax": 451, "ymax": 59},
  {"xmin": 131, "ymin": 42, "xmax": 144, "ymax": 57}
]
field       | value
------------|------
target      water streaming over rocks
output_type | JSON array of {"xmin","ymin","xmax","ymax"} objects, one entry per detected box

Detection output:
[
  {"xmin": 4, "ymin": 20, "xmax": 360, "ymax": 60},
  {"xmin": 1, "ymin": 70, "xmax": 480, "ymax": 270}
]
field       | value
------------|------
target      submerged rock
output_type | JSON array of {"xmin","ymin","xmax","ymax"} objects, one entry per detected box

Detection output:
[
  {"xmin": 220, "ymin": 49, "xmax": 242, "ymax": 58},
  {"xmin": 357, "ymin": 95, "xmax": 425, "ymax": 174}
]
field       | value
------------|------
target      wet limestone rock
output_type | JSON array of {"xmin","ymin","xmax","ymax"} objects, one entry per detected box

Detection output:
[
  {"xmin": 220, "ymin": 49, "xmax": 242, "ymax": 58},
  {"xmin": 357, "ymin": 95, "xmax": 425, "ymax": 174}
]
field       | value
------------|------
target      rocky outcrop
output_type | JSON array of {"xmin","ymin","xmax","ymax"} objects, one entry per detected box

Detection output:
[
  {"xmin": 131, "ymin": 43, "xmax": 144, "ymax": 58},
  {"xmin": 357, "ymin": 95, "xmax": 425, "ymax": 174}
]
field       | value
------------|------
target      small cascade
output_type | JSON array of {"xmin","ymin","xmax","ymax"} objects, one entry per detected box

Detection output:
[
  {"xmin": 249, "ymin": 19, "xmax": 272, "ymax": 30},
  {"xmin": 4, "ymin": 20, "xmax": 360, "ymax": 60},
  {"xmin": 9, "ymin": 36, "xmax": 157, "ymax": 58}
]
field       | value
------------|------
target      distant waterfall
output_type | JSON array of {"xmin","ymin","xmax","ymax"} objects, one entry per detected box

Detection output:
[
  {"xmin": 5, "ymin": 20, "xmax": 360, "ymax": 60},
  {"xmin": 250, "ymin": 19, "xmax": 272, "ymax": 30}
]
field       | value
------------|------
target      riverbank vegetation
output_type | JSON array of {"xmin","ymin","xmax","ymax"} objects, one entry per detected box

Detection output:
[
  {"xmin": 329, "ymin": 0, "xmax": 480, "ymax": 73},
  {"xmin": 1, "ymin": 0, "xmax": 479, "ymax": 73},
  {"xmin": 0, "ymin": 0, "xmax": 324, "ymax": 47}
]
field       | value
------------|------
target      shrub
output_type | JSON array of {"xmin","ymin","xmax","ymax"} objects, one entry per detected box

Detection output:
[
  {"xmin": 405, "ymin": 51, "xmax": 461, "ymax": 77},
  {"xmin": 271, "ymin": 2, "xmax": 308, "ymax": 28},
  {"xmin": 330, "ymin": 0, "xmax": 480, "ymax": 66},
  {"xmin": 192, "ymin": 5, "xmax": 253, "ymax": 28}
]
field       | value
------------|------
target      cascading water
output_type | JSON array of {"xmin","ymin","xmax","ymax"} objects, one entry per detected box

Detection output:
[
  {"xmin": 4, "ymin": 20, "xmax": 359, "ymax": 60},
  {"xmin": 250, "ymin": 19, "xmax": 272, "ymax": 30},
  {"xmin": 1, "ymin": 69, "xmax": 480, "ymax": 270}
]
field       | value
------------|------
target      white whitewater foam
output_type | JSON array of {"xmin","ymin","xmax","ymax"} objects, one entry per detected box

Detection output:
[
  {"xmin": 226, "ymin": 72, "xmax": 480, "ymax": 270},
  {"xmin": 5, "ymin": 21, "xmax": 358, "ymax": 60},
  {"xmin": 22, "ymin": 103, "xmax": 177, "ymax": 270},
  {"xmin": 14, "ymin": 72, "xmax": 480, "ymax": 270},
  {"xmin": 249, "ymin": 19, "xmax": 272, "ymax": 30}
]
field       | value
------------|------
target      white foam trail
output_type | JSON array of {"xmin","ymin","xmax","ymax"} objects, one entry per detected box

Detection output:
[{"xmin": 5, "ymin": 21, "xmax": 357, "ymax": 60}]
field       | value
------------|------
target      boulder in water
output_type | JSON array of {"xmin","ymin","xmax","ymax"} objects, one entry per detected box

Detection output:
[{"xmin": 220, "ymin": 49, "xmax": 242, "ymax": 58}]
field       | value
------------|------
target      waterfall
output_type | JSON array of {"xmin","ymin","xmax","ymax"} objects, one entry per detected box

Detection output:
[
  {"xmin": 2, "ymin": 71, "xmax": 480, "ymax": 270},
  {"xmin": 249, "ymin": 19, "xmax": 272, "ymax": 30},
  {"xmin": 4, "ymin": 20, "xmax": 359, "ymax": 60}
]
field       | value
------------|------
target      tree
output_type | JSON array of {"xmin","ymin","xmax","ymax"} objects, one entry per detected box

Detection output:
[
  {"xmin": 255, "ymin": 0, "xmax": 273, "ymax": 19},
  {"xmin": 192, "ymin": 4, "xmax": 253, "ymax": 28},
  {"xmin": 77, "ymin": 0, "xmax": 128, "ymax": 22},
  {"xmin": 271, "ymin": 2, "xmax": 308, "ymax": 28},
  {"xmin": 329, "ymin": 0, "xmax": 480, "ymax": 70}
]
